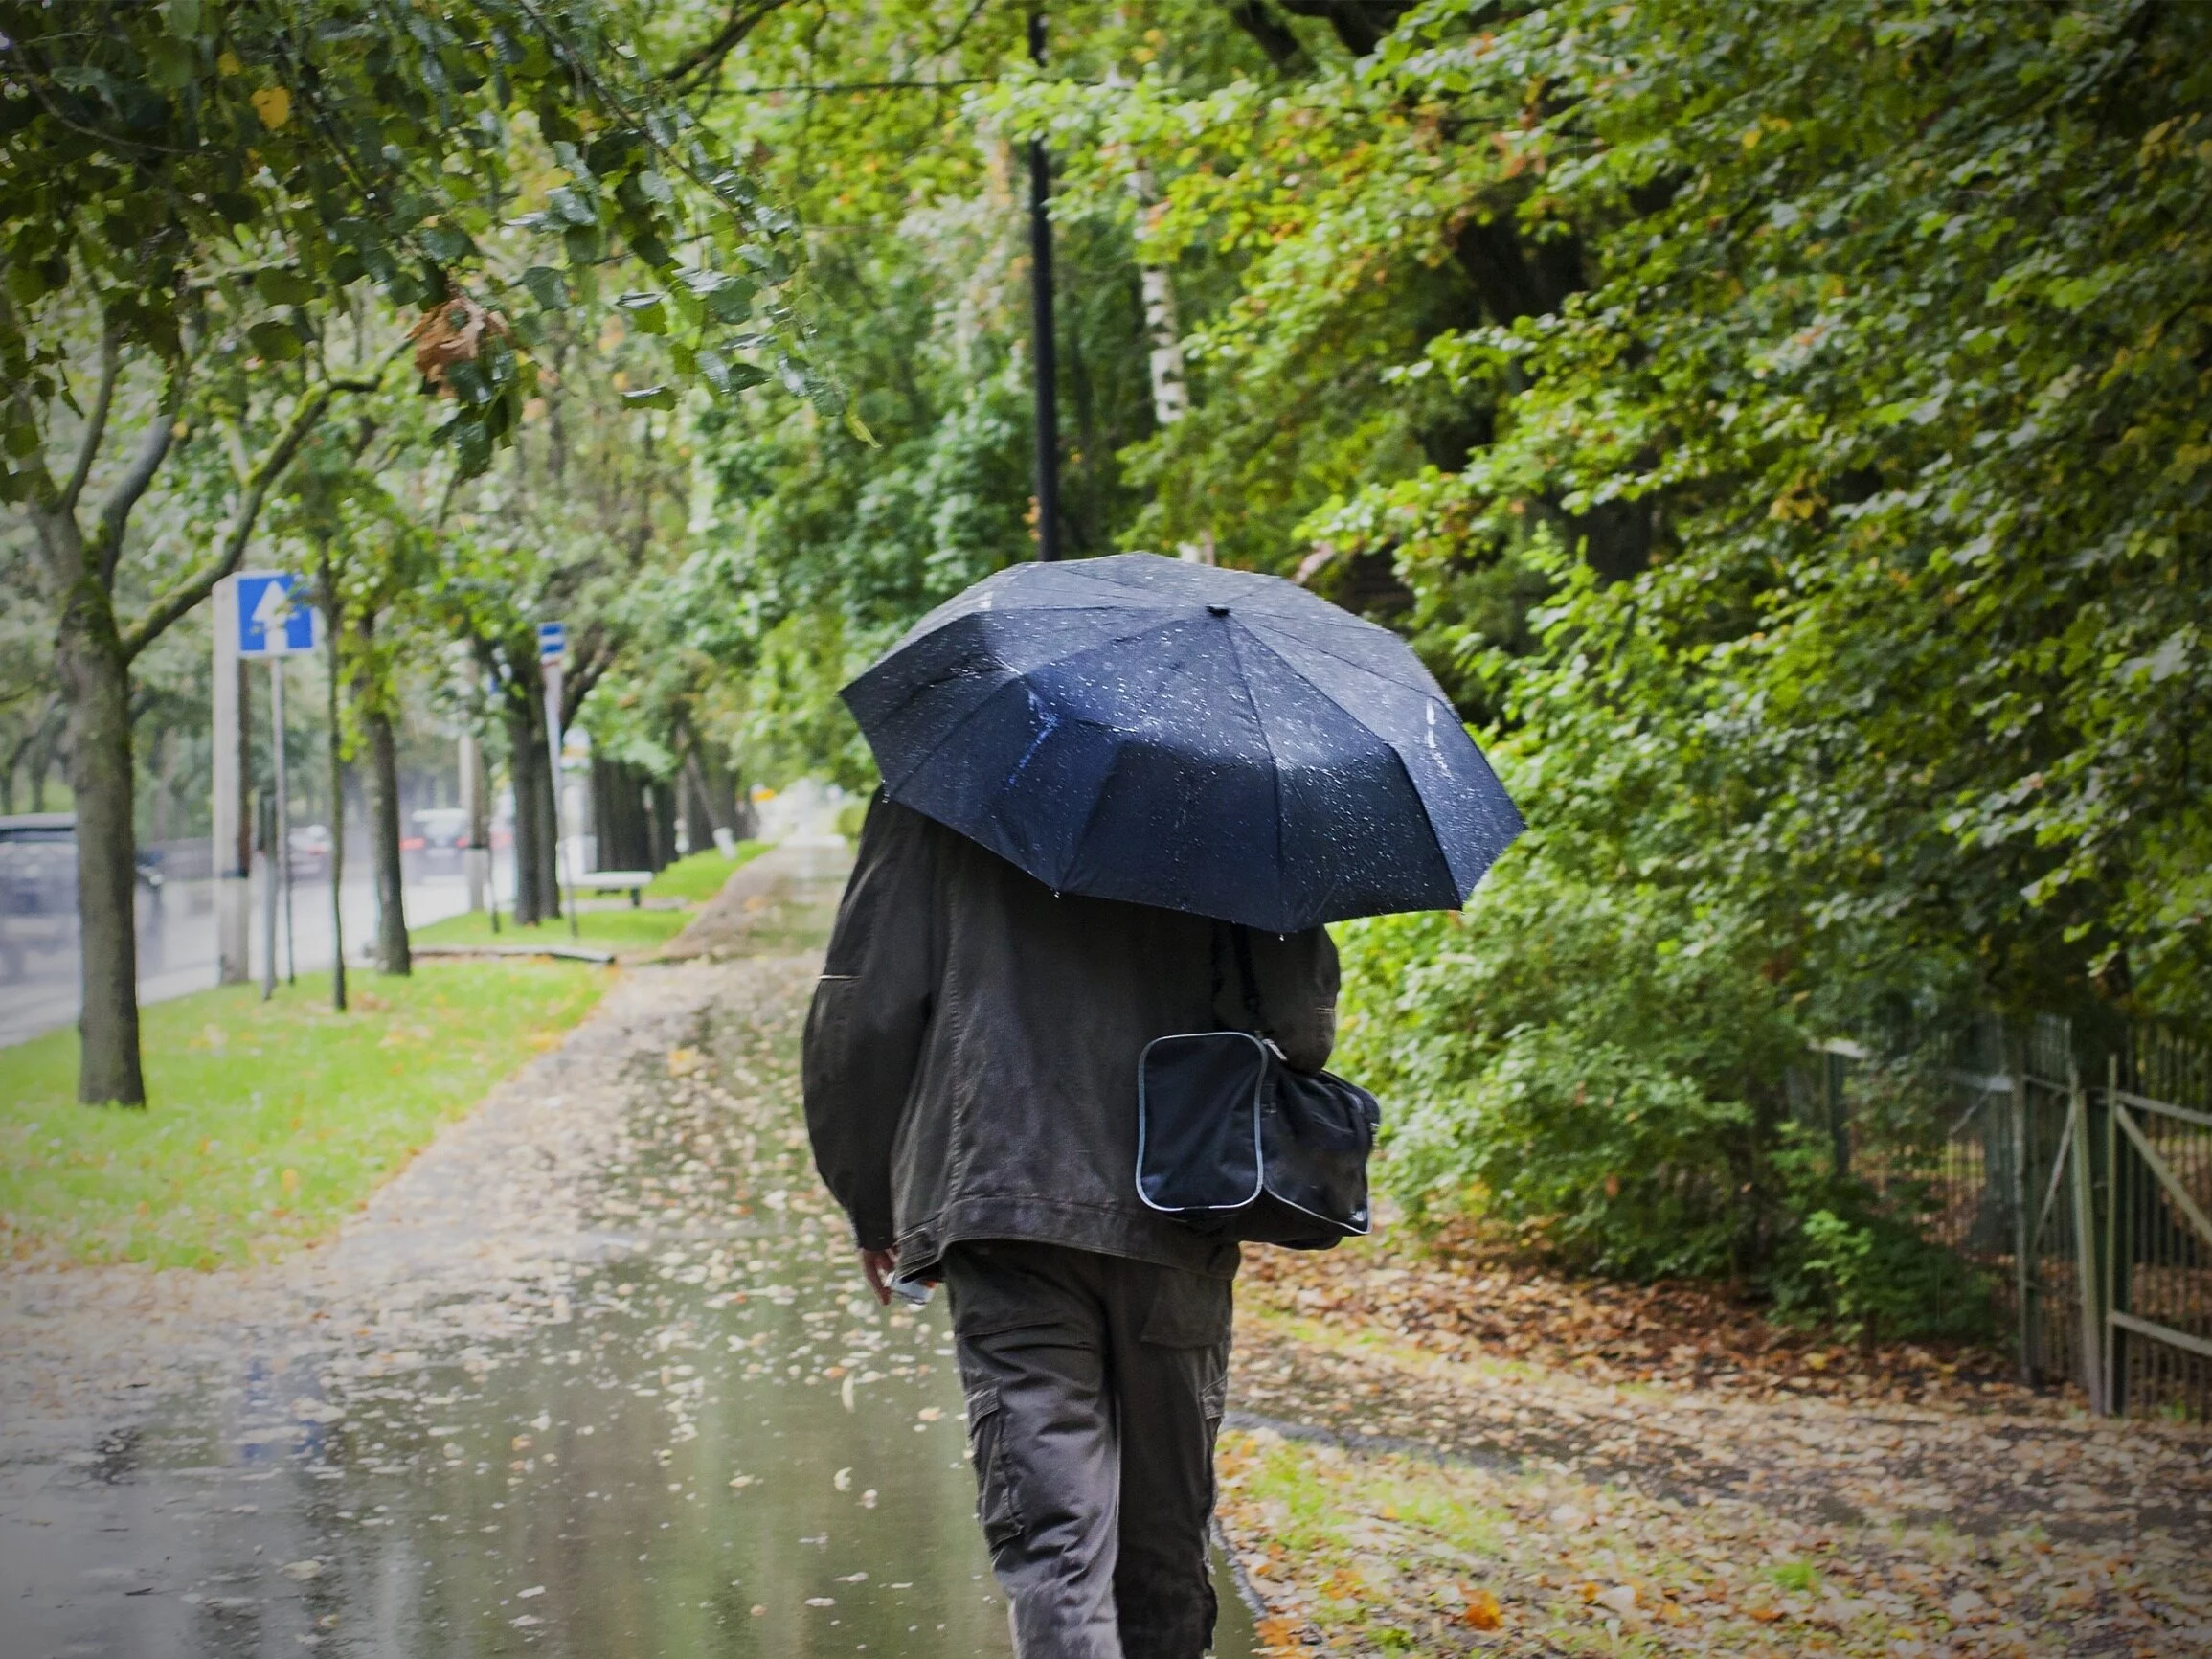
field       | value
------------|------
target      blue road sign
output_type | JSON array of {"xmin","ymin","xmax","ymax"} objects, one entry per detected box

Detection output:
[
  {"xmin": 237, "ymin": 572, "xmax": 319, "ymax": 657},
  {"xmin": 537, "ymin": 621, "xmax": 568, "ymax": 665}
]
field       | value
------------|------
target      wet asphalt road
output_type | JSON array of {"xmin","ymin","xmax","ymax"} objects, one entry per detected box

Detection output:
[{"xmin": 0, "ymin": 845, "xmax": 1259, "ymax": 1659}]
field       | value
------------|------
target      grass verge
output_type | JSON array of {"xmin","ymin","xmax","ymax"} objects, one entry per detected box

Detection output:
[
  {"xmin": 405, "ymin": 843, "xmax": 769, "ymax": 957},
  {"xmin": 0, "ymin": 962, "xmax": 605, "ymax": 1270},
  {"xmin": 644, "ymin": 841, "xmax": 767, "ymax": 902},
  {"xmin": 409, "ymin": 905, "xmax": 692, "ymax": 954}
]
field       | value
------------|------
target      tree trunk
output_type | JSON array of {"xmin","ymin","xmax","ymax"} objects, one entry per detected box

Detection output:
[
  {"xmin": 56, "ymin": 590, "xmax": 144, "ymax": 1106},
  {"xmin": 318, "ymin": 543, "xmax": 348, "ymax": 1012},
  {"xmin": 366, "ymin": 694, "xmax": 410, "ymax": 975},
  {"xmin": 503, "ymin": 691, "xmax": 560, "ymax": 925},
  {"xmin": 502, "ymin": 698, "xmax": 543, "ymax": 924},
  {"xmin": 647, "ymin": 778, "xmax": 677, "ymax": 870},
  {"xmin": 591, "ymin": 758, "xmax": 656, "ymax": 873}
]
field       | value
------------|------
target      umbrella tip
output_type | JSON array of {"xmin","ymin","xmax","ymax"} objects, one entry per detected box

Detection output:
[{"xmin": 1207, "ymin": 602, "xmax": 1230, "ymax": 617}]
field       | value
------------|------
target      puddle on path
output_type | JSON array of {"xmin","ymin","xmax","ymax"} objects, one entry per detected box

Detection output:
[{"xmin": 0, "ymin": 854, "xmax": 1259, "ymax": 1659}]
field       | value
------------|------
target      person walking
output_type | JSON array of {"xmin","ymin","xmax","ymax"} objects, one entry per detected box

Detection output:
[{"xmin": 804, "ymin": 792, "xmax": 1339, "ymax": 1659}]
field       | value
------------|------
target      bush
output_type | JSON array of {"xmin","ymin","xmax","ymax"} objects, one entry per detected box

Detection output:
[
  {"xmin": 1768, "ymin": 1198, "xmax": 1996, "ymax": 1346},
  {"xmin": 1336, "ymin": 834, "xmax": 1805, "ymax": 1280}
]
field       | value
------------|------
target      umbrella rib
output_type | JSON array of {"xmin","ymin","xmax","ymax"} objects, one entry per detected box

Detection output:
[
  {"xmin": 1237, "ymin": 615, "xmax": 1436, "ymax": 694},
  {"xmin": 876, "ymin": 612, "xmax": 1213, "ymax": 797},
  {"xmin": 1234, "ymin": 627, "xmax": 1466, "ymax": 906},
  {"xmin": 1222, "ymin": 623, "xmax": 1287, "ymax": 930},
  {"xmin": 876, "ymin": 666, "xmax": 1025, "ymax": 796}
]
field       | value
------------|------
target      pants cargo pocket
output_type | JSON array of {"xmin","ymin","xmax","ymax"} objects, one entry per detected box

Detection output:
[
  {"xmin": 1139, "ymin": 1268, "xmax": 1233, "ymax": 1350},
  {"xmin": 964, "ymin": 1381, "xmax": 1024, "ymax": 1553}
]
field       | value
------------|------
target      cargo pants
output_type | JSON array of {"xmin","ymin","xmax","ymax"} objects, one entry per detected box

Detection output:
[{"xmin": 942, "ymin": 1240, "xmax": 1234, "ymax": 1659}]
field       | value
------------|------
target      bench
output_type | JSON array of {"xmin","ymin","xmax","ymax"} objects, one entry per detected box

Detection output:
[{"xmin": 569, "ymin": 870, "xmax": 656, "ymax": 907}]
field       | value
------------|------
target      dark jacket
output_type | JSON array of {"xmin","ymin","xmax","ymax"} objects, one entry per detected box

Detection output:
[{"xmin": 803, "ymin": 796, "xmax": 1339, "ymax": 1281}]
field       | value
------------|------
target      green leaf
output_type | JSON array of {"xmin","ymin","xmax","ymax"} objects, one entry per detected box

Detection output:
[
  {"xmin": 697, "ymin": 352, "xmax": 768, "ymax": 395},
  {"xmin": 621, "ymin": 385, "xmax": 678, "ymax": 411},
  {"xmin": 547, "ymin": 186, "xmax": 598, "ymax": 228},
  {"xmin": 421, "ymin": 223, "xmax": 475, "ymax": 264},
  {"xmin": 445, "ymin": 359, "xmax": 492, "ymax": 405},
  {"xmin": 520, "ymin": 264, "xmax": 568, "ymax": 309},
  {"xmin": 255, "ymin": 268, "xmax": 317, "ymax": 307},
  {"xmin": 615, "ymin": 290, "xmax": 667, "ymax": 334},
  {"xmin": 246, "ymin": 319, "xmax": 302, "ymax": 360}
]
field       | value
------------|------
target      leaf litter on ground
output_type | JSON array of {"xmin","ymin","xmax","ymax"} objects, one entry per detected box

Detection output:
[{"xmin": 1219, "ymin": 1228, "xmax": 2212, "ymax": 1656}]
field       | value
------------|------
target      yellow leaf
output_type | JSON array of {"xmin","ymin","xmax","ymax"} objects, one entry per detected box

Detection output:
[
  {"xmin": 1463, "ymin": 1587, "xmax": 1503, "ymax": 1630},
  {"xmin": 217, "ymin": 51, "xmax": 242, "ymax": 75},
  {"xmin": 251, "ymin": 85, "xmax": 292, "ymax": 131}
]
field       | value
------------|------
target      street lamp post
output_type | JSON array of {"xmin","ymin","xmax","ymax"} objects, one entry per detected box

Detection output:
[{"xmin": 1028, "ymin": 11, "xmax": 1061, "ymax": 563}]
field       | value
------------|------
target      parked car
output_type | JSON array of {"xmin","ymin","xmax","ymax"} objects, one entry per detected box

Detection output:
[
  {"xmin": 288, "ymin": 823, "xmax": 334, "ymax": 879},
  {"xmin": 0, "ymin": 814, "xmax": 166, "ymax": 911},
  {"xmin": 406, "ymin": 807, "xmax": 469, "ymax": 868},
  {"xmin": 0, "ymin": 813, "xmax": 78, "ymax": 918}
]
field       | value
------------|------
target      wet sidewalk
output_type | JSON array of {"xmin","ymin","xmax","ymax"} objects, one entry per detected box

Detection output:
[{"xmin": 0, "ymin": 842, "xmax": 1257, "ymax": 1658}]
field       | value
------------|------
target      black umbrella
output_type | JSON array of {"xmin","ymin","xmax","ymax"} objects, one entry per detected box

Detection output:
[{"xmin": 842, "ymin": 553, "xmax": 1524, "ymax": 932}]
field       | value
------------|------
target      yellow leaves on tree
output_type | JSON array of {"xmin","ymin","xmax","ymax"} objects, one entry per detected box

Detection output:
[
  {"xmin": 250, "ymin": 85, "xmax": 292, "ymax": 130},
  {"xmin": 408, "ymin": 294, "xmax": 511, "ymax": 395}
]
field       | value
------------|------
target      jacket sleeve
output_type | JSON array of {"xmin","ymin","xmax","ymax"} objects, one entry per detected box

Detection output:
[
  {"xmin": 1250, "ymin": 924, "xmax": 1340, "ymax": 1075},
  {"xmin": 802, "ymin": 795, "xmax": 937, "ymax": 1250}
]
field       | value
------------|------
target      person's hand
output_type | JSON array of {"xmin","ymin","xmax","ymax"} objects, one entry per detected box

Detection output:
[{"xmin": 858, "ymin": 1247, "xmax": 898, "ymax": 1306}]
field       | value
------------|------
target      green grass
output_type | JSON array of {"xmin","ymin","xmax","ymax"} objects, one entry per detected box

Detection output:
[
  {"xmin": 0, "ymin": 962, "xmax": 605, "ymax": 1270},
  {"xmin": 643, "ymin": 840, "xmax": 767, "ymax": 902},
  {"xmin": 409, "ymin": 904, "xmax": 694, "ymax": 954}
]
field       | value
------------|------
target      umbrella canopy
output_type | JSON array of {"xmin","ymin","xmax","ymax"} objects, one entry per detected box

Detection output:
[{"xmin": 842, "ymin": 553, "xmax": 1524, "ymax": 932}]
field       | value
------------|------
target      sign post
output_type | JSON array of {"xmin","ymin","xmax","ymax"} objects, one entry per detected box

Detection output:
[
  {"xmin": 211, "ymin": 578, "xmax": 248, "ymax": 984},
  {"xmin": 235, "ymin": 573, "xmax": 320, "ymax": 999},
  {"xmin": 537, "ymin": 622, "xmax": 577, "ymax": 940},
  {"xmin": 271, "ymin": 652, "xmax": 293, "ymax": 984}
]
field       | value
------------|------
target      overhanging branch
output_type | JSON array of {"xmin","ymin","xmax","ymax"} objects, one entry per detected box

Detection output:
[
  {"xmin": 119, "ymin": 383, "xmax": 332, "ymax": 663},
  {"xmin": 60, "ymin": 323, "xmax": 121, "ymax": 517},
  {"xmin": 664, "ymin": 0, "xmax": 796, "ymax": 89}
]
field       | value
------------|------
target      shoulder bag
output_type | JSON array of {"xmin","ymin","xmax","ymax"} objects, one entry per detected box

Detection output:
[{"xmin": 1135, "ymin": 922, "xmax": 1380, "ymax": 1249}]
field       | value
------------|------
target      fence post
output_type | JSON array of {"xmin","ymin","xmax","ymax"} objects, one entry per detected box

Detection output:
[
  {"xmin": 2105, "ymin": 1052, "xmax": 2128, "ymax": 1416},
  {"xmin": 2067, "ymin": 1065, "xmax": 2106, "ymax": 1414},
  {"xmin": 2010, "ymin": 1034, "xmax": 2036, "ymax": 1385}
]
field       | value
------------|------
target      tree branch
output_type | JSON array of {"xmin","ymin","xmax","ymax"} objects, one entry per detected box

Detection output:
[
  {"xmin": 1226, "ymin": 0, "xmax": 1313, "ymax": 73},
  {"xmin": 59, "ymin": 321, "xmax": 120, "ymax": 517},
  {"xmin": 90, "ymin": 366, "xmax": 186, "ymax": 587},
  {"xmin": 563, "ymin": 633, "xmax": 618, "ymax": 727},
  {"xmin": 665, "ymin": 0, "xmax": 796, "ymax": 89},
  {"xmin": 119, "ymin": 382, "xmax": 332, "ymax": 663}
]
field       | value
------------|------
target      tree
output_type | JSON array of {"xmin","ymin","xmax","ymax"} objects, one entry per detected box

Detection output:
[
  {"xmin": 658, "ymin": 0, "xmax": 2212, "ymax": 1287},
  {"xmin": 3, "ymin": 0, "xmax": 806, "ymax": 1101}
]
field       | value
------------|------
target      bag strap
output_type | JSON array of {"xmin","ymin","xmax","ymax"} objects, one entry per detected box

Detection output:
[
  {"xmin": 1230, "ymin": 922, "xmax": 1270, "ymax": 1038},
  {"xmin": 1208, "ymin": 920, "xmax": 1274, "ymax": 1040}
]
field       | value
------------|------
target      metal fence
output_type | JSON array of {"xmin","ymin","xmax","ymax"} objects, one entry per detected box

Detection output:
[{"xmin": 1801, "ymin": 1017, "xmax": 2212, "ymax": 1420}]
